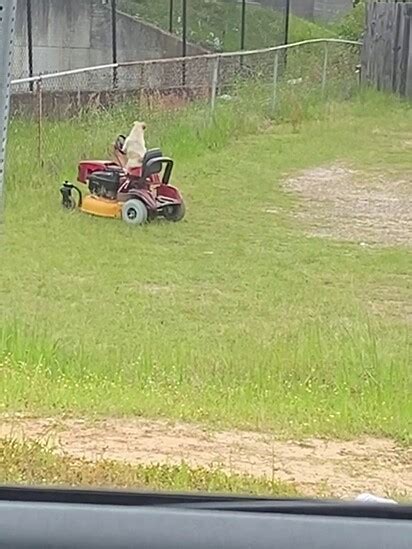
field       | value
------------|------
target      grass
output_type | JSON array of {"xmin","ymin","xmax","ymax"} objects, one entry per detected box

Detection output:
[
  {"xmin": 118, "ymin": 0, "xmax": 336, "ymax": 51},
  {"xmin": 0, "ymin": 439, "xmax": 298, "ymax": 496},
  {"xmin": 2, "ymin": 75, "xmax": 411, "ymax": 443}
]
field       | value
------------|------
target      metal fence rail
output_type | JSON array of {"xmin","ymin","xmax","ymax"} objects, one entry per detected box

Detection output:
[{"xmin": 11, "ymin": 38, "xmax": 362, "ymax": 87}]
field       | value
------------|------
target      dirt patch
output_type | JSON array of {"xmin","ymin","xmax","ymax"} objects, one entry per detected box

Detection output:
[
  {"xmin": 1, "ymin": 416, "xmax": 411, "ymax": 499},
  {"xmin": 283, "ymin": 165, "xmax": 412, "ymax": 247}
]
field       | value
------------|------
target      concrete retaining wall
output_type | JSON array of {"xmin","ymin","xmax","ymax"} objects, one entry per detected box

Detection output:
[{"xmin": 13, "ymin": 0, "xmax": 206, "ymax": 79}]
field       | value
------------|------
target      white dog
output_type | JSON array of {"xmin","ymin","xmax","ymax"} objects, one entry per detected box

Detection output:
[{"xmin": 123, "ymin": 121, "xmax": 147, "ymax": 169}]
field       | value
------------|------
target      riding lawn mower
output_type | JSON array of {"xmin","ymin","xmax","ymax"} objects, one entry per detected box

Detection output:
[{"xmin": 60, "ymin": 135, "xmax": 186, "ymax": 225}]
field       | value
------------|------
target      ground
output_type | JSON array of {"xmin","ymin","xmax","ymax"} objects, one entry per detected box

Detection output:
[
  {"xmin": 1, "ymin": 416, "xmax": 411, "ymax": 498},
  {"xmin": 284, "ymin": 164, "xmax": 412, "ymax": 248},
  {"xmin": 1, "ymin": 90, "xmax": 411, "ymax": 498}
]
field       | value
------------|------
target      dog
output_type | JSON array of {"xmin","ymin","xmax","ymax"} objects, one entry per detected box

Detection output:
[{"xmin": 123, "ymin": 121, "xmax": 147, "ymax": 170}]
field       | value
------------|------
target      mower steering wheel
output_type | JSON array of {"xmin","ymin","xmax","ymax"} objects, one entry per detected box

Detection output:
[{"xmin": 115, "ymin": 134, "xmax": 126, "ymax": 154}]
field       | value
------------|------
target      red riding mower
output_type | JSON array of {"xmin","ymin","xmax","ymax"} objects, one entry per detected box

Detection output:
[{"xmin": 60, "ymin": 136, "xmax": 186, "ymax": 225}]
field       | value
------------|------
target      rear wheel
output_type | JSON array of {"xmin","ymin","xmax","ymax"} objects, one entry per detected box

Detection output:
[
  {"xmin": 163, "ymin": 201, "xmax": 186, "ymax": 222},
  {"xmin": 121, "ymin": 199, "xmax": 148, "ymax": 225}
]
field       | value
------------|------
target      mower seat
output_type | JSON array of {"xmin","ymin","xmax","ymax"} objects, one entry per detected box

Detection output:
[
  {"xmin": 126, "ymin": 149, "xmax": 173, "ymax": 189},
  {"xmin": 142, "ymin": 149, "xmax": 163, "ymax": 177}
]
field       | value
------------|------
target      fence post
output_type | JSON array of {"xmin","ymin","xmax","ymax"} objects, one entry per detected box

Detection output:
[
  {"xmin": 0, "ymin": 0, "xmax": 18, "ymax": 214},
  {"xmin": 321, "ymin": 42, "xmax": 329, "ymax": 99},
  {"xmin": 210, "ymin": 56, "xmax": 220, "ymax": 121},
  {"xmin": 270, "ymin": 51, "xmax": 279, "ymax": 116},
  {"xmin": 111, "ymin": 0, "xmax": 118, "ymax": 88},
  {"xmin": 27, "ymin": 0, "xmax": 34, "ymax": 92},
  {"xmin": 240, "ymin": 0, "xmax": 246, "ymax": 65},
  {"xmin": 36, "ymin": 77, "xmax": 44, "ymax": 168},
  {"xmin": 169, "ymin": 0, "xmax": 174, "ymax": 33},
  {"xmin": 182, "ymin": 0, "xmax": 187, "ymax": 86},
  {"xmin": 138, "ymin": 64, "xmax": 145, "ymax": 111},
  {"xmin": 283, "ymin": 0, "xmax": 291, "ymax": 70}
]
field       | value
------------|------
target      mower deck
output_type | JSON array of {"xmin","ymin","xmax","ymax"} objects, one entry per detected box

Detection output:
[{"xmin": 80, "ymin": 195, "xmax": 121, "ymax": 219}]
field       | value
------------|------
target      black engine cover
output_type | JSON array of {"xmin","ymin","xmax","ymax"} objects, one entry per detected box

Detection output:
[{"xmin": 88, "ymin": 170, "xmax": 121, "ymax": 199}]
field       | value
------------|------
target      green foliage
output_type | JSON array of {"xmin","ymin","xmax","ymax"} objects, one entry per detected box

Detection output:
[
  {"xmin": 335, "ymin": 1, "xmax": 366, "ymax": 41},
  {"xmin": 118, "ymin": 0, "xmax": 336, "ymax": 51}
]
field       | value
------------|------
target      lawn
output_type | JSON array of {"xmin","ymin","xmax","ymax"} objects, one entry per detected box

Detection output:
[{"xmin": 1, "ymin": 80, "xmax": 411, "ymax": 443}]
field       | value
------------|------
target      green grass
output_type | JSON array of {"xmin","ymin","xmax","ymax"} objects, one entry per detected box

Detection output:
[
  {"xmin": 0, "ymin": 439, "xmax": 298, "ymax": 496},
  {"xmin": 118, "ymin": 0, "xmax": 336, "ymax": 51},
  {"xmin": 1, "ymin": 84, "xmax": 411, "ymax": 443}
]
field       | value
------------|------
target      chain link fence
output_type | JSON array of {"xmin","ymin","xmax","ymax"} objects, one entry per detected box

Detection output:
[
  {"xmin": 117, "ymin": 0, "xmax": 289, "ymax": 53},
  {"xmin": 9, "ymin": 39, "xmax": 361, "ymax": 176},
  {"xmin": 14, "ymin": 0, "xmax": 289, "ymax": 83}
]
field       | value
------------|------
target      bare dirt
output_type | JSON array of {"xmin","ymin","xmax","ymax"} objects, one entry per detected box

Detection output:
[
  {"xmin": 283, "ymin": 164, "xmax": 412, "ymax": 247},
  {"xmin": 1, "ymin": 416, "xmax": 411, "ymax": 498}
]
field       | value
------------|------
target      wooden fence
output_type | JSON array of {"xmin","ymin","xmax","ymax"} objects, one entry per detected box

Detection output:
[{"xmin": 361, "ymin": 1, "xmax": 412, "ymax": 97}]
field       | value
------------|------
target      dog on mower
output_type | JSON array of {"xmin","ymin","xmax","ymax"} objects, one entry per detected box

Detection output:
[
  {"xmin": 60, "ymin": 122, "xmax": 186, "ymax": 225},
  {"xmin": 122, "ymin": 120, "xmax": 147, "ymax": 170}
]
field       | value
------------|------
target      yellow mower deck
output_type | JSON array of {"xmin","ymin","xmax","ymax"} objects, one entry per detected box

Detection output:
[{"xmin": 80, "ymin": 195, "xmax": 121, "ymax": 219}]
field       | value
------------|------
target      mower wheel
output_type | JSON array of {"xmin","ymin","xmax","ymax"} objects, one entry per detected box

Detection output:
[
  {"xmin": 62, "ymin": 196, "xmax": 77, "ymax": 211},
  {"xmin": 60, "ymin": 183, "xmax": 80, "ymax": 211},
  {"xmin": 163, "ymin": 201, "xmax": 186, "ymax": 222},
  {"xmin": 121, "ymin": 199, "xmax": 148, "ymax": 225}
]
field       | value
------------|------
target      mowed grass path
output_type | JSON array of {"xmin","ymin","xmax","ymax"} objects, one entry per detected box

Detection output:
[{"xmin": 1, "ymin": 94, "xmax": 411, "ymax": 441}]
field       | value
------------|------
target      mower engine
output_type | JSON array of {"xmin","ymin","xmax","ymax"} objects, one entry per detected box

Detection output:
[{"xmin": 88, "ymin": 170, "xmax": 122, "ymax": 200}]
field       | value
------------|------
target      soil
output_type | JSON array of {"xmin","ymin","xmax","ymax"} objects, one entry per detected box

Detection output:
[
  {"xmin": 1, "ymin": 415, "xmax": 411, "ymax": 499},
  {"xmin": 283, "ymin": 164, "xmax": 412, "ymax": 247}
]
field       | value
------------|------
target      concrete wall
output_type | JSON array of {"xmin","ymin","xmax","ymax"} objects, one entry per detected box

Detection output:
[
  {"xmin": 259, "ymin": 0, "xmax": 352, "ymax": 21},
  {"xmin": 259, "ymin": 0, "xmax": 311, "ymax": 20},
  {"xmin": 13, "ymin": 0, "xmax": 206, "ymax": 79},
  {"xmin": 313, "ymin": 0, "xmax": 353, "ymax": 22},
  {"xmin": 293, "ymin": 0, "xmax": 316, "ymax": 20}
]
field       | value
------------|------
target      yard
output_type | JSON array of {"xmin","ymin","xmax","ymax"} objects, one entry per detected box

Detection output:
[{"xmin": 1, "ymin": 86, "xmax": 411, "ymax": 498}]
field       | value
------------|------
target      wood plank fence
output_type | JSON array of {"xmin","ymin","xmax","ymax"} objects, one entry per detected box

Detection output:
[{"xmin": 361, "ymin": 1, "xmax": 412, "ymax": 97}]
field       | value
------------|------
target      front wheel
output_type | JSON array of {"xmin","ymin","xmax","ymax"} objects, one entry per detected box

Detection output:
[
  {"xmin": 60, "ymin": 183, "xmax": 80, "ymax": 210},
  {"xmin": 121, "ymin": 199, "xmax": 148, "ymax": 225},
  {"xmin": 62, "ymin": 195, "xmax": 77, "ymax": 210},
  {"xmin": 163, "ymin": 201, "xmax": 186, "ymax": 222}
]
